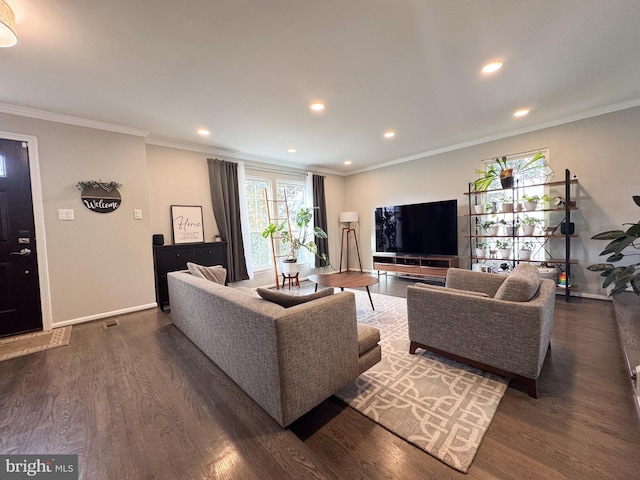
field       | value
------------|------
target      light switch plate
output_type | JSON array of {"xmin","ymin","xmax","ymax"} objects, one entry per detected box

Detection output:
[
  {"xmin": 134, "ymin": 209, "xmax": 143, "ymax": 220},
  {"xmin": 58, "ymin": 209, "xmax": 75, "ymax": 220}
]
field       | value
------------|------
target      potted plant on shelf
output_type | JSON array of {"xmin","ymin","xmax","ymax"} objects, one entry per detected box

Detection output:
[
  {"xmin": 587, "ymin": 195, "xmax": 640, "ymax": 296},
  {"xmin": 496, "ymin": 239, "xmax": 512, "ymax": 259},
  {"xmin": 521, "ymin": 215, "xmax": 541, "ymax": 236},
  {"xmin": 473, "ymin": 203, "xmax": 485, "ymax": 214},
  {"xmin": 475, "ymin": 241, "xmax": 489, "ymax": 258},
  {"xmin": 472, "ymin": 151, "xmax": 546, "ymax": 192},
  {"xmin": 500, "ymin": 195, "xmax": 514, "ymax": 213},
  {"xmin": 261, "ymin": 206, "xmax": 330, "ymax": 275},
  {"xmin": 518, "ymin": 241, "xmax": 536, "ymax": 260},
  {"xmin": 504, "ymin": 222, "xmax": 519, "ymax": 237},
  {"xmin": 522, "ymin": 194, "xmax": 551, "ymax": 211}
]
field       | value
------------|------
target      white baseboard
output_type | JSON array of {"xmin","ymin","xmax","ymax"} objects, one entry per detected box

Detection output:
[{"xmin": 52, "ymin": 303, "xmax": 158, "ymax": 328}]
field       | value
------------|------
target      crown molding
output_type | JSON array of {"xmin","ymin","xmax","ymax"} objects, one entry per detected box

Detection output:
[
  {"xmin": 349, "ymin": 98, "xmax": 640, "ymax": 176},
  {"xmin": 0, "ymin": 103, "xmax": 150, "ymax": 137},
  {"xmin": 145, "ymin": 136, "xmax": 344, "ymax": 176}
]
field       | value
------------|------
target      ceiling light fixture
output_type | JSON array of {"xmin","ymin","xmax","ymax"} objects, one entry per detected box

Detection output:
[
  {"xmin": 310, "ymin": 102, "xmax": 325, "ymax": 112},
  {"xmin": 513, "ymin": 108, "xmax": 530, "ymax": 118},
  {"xmin": 383, "ymin": 131, "xmax": 396, "ymax": 139},
  {"xmin": 196, "ymin": 128, "xmax": 211, "ymax": 136},
  {"xmin": 481, "ymin": 61, "xmax": 503, "ymax": 74},
  {"xmin": 287, "ymin": 148, "xmax": 296, "ymax": 153},
  {"xmin": 0, "ymin": 0, "xmax": 17, "ymax": 47},
  {"xmin": 343, "ymin": 160, "xmax": 352, "ymax": 165}
]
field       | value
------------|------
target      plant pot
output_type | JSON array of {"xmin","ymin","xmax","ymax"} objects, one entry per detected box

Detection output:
[
  {"xmin": 519, "ymin": 249, "xmax": 532, "ymax": 260},
  {"xmin": 500, "ymin": 169, "xmax": 514, "ymax": 188},
  {"xmin": 524, "ymin": 200, "xmax": 538, "ymax": 211},
  {"xmin": 475, "ymin": 248, "xmax": 488, "ymax": 258},
  {"xmin": 522, "ymin": 224, "xmax": 536, "ymax": 236},
  {"xmin": 488, "ymin": 225, "xmax": 500, "ymax": 236},
  {"xmin": 282, "ymin": 259, "xmax": 298, "ymax": 276},
  {"xmin": 474, "ymin": 204, "xmax": 485, "ymax": 214},
  {"xmin": 499, "ymin": 248, "xmax": 512, "ymax": 259},
  {"xmin": 505, "ymin": 225, "xmax": 519, "ymax": 236},
  {"xmin": 502, "ymin": 202, "xmax": 514, "ymax": 213}
]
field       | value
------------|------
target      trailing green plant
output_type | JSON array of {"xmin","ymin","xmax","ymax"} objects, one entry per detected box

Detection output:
[
  {"xmin": 587, "ymin": 195, "xmax": 640, "ymax": 296},
  {"xmin": 473, "ymin": 151, "xmax": 545, "ymax": 192},
  {"xmin": 495, "ymin": 239, "xmax": 512, "ymax": 249},
  {"xmin": 519, "ymin": 241, "xmax": 536, "ymax": 251},
  {"xmin": 522, "ymin": 193, "xmax": 551, "ymax": 203},
  {"xmin": 261, "ymin": 206, "xmax": 331, "ymax": 266},
  {"xmin": 521, "ymin": 215, "xmax": 541, "ymax": 226}
]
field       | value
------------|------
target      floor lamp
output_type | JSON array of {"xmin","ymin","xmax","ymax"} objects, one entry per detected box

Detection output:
[{"xmin": 339, "ymin": 211, "xmax": 363, "ymax": 273}]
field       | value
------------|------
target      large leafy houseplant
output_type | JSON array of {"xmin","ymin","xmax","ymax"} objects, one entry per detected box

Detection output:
[
  {"xmin": 587, "ymin": 195, "xmax": 640, "ymax": 296},
  {"xmin": 262, "ymin": 206, "xmax": 330, "ymax": 266}
]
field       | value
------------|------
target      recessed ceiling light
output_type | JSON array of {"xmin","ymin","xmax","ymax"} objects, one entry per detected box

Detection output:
[
  {"xmin": 310, "ymin": 102, "xmax": 325, "ymax": 112},
  {"xmin": 513, "ymin": 108, "xmax": 530, "ymax": 118},
  {"xmin": 287, "ymin": 148, "xmax": 296, "ymax": 153},
  {"xmin": 383, "ymin": 131, "xmax": 396, "ymax": 139},
  {"xmin": 343, "ymin": 159, "xmax": 352, "ymax": 165},
  {"xmin": 481, "ymin": 61, "xmax": 504, "ymax": 74},
  {"xmin": 196, "ymin": 128, "xmax": 210, "ymax": 136}
]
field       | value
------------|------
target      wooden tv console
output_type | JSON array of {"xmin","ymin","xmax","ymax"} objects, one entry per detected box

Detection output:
[{"xmin": 372, "ymin": 253, "xmax": 458, "ymax": 279}]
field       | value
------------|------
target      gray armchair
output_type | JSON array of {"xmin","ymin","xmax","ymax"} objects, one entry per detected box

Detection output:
[{"xmin": 407, "ymin": 263, "xmax": 556, "ymax": 397}]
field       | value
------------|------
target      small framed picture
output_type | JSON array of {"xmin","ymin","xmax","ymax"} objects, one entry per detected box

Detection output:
[{"xmin": 171, "ymin": 205, "xmax": 204, "ymax": 244}]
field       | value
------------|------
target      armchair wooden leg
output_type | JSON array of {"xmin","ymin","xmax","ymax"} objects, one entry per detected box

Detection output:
[
  {"xmin": 522, "ymin": 378, "xmax": 539, "ymax": 398},
  {"xmin": 409, "ymin": 341, "xmax": 419, "ymax": 354}
]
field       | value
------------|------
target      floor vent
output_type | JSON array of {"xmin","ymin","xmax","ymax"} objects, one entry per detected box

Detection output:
[{"xmin": 103, "ymin": 319, "xmax": 120, "ymax": 329}]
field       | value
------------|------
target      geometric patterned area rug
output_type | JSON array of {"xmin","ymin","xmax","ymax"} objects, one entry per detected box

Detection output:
[
  {"xmin": 335, "ymin": 290, "xmax": 509, "ymax": 473},
  {"xmin": 0, "ymin": 326, "xmax": 72, "ymax": 362}
]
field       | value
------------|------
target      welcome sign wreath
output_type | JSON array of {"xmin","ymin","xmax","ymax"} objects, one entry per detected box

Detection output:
[{"xmin": 77, "ymin": 180, "xmax": 122, "ymax": 213}]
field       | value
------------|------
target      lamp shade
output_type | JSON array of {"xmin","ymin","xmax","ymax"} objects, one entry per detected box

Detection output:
[
  {"xmin": 0, "ymin": 1, "xmax": 17, "ymax": 47},
  {"xmin": 339, "ymin": 211, "xmax": 359, "ymax": 223}
]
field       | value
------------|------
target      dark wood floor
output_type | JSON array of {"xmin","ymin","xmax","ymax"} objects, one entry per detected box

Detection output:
[{"xmin": 1, "ymin": 276, "xmax": 639, "ymax": 479}]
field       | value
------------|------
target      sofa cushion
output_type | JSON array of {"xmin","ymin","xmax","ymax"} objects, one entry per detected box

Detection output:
[
  {"xmin": 186, "ymin": 262, "xmax": 227, "ymax": 284},
  {"xmin": 256, "ymin": 286, "xmax": 334, "ymax": 308},
  {"xmin": 413, "ymin": 282, "xmax": 489, "ymax": 298},
  {"xmin": 357, "ymin": 323, "xmax": 380, "ymax": 355},
  {"xmin": 494, "ymin": 263, "xmax": 540, "ymax": 302}
]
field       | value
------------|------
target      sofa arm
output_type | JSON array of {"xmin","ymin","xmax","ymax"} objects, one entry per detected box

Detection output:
[{"xmin": 274, "ymin": 291, "xmax": 359, "ymax": 426}]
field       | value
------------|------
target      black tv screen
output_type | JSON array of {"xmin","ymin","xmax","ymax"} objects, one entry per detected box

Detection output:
[{"xmin": 375, "ymin": 200, "xmax": 458, "ymax": 255}]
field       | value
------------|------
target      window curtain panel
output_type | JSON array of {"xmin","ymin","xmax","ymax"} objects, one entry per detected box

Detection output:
[
  {"xmin": 312, "ymin": 174, "xmax": 330, "ymax": 267},
  {"xmin": 207, "ymin": 158, "xmax": 249, "ymax": 282}
]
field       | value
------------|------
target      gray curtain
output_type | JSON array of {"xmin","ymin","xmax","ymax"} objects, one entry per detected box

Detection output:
[
  {"xmin": 207, "ymin": 158, "xmax": 249, "ymax": 282},
  {"xmin": 312, "ymin": 174, "xmax": 330, "ymax": 267}
]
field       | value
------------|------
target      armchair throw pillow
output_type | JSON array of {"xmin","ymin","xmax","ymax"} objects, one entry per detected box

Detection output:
[{"xmin": 494, "ymin": 263, "xmax": 540, "ymax": 302}]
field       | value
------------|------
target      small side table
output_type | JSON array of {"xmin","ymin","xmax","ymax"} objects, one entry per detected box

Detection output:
[{"xmin": 281, "ymin": 273, "xmax": 300, "ymax": 289}]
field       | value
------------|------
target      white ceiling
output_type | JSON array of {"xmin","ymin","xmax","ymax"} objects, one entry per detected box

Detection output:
[{"xmin": 2, "ymin": 0, "xmax": 640, "ymax": 174}]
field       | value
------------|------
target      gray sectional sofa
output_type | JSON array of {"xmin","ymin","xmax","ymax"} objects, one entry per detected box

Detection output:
[{"xmin": 167, "ymin": 271, "xmax": 381, "ymax": 427}]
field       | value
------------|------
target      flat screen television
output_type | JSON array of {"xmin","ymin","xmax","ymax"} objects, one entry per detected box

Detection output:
[{"xmin": 374, "ymin": 199, "xmax": 458, "ymax": 255}]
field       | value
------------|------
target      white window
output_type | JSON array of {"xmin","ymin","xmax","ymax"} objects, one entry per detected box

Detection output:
[
  {"xmin": 0, "ymin": 154, "xmax": 6, "ymax": 177},
  {"xmin": 244, "ymin": 174, "xmax": 309, "ymax": 271}
]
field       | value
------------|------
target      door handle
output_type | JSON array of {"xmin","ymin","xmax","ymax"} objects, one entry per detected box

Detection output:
[{"xmin": 10, "ymin": 248, "xmax": 32, "ymax": 256}]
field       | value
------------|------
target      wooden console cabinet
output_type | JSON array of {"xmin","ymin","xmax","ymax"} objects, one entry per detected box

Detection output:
[
  {"xmin": 153, "ymin": 242, "xmax": 227, "ymax": 311},
  {"xmin": 372, "ymin": 253, "xmax": 458, "ymax": 279}
]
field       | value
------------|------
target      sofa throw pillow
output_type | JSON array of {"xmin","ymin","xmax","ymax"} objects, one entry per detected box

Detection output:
[
  {"xmin": 186, "ymin": 262, "xmax": 227, "ymax": 285},
  {"xmin": 494, "ymin": 263, "xmax": 540, "ymax": 302},
  {"xmin": 256, "ymin": 286, "xmax": 334, "ymax": 308},
  {"xmin": 413, "ymin": 282, "xmax": 489, "ymax": 298}
]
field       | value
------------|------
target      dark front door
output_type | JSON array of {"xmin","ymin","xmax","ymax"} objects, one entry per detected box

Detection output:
[{"xmin": 0, "ymin": 138, "xmax": 42, "ymax": 337}]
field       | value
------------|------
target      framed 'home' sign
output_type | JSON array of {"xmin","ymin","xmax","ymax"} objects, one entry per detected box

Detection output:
[{"xmin": 171, "ymin": 205, "xmax": 204, "ymax": 244}]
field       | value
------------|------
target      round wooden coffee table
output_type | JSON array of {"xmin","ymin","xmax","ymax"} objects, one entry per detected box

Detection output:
[{"xmin": 307, "ymin": 272, "xmax": 379, "ymax": 310}]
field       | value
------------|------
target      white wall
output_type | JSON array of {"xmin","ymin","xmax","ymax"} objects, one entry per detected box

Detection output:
[
  {"xmin": 145, "ymin": 144, "xmax": 347, "ymax": 287},
  {"xmin": 345, "ymin": 106, "xmax": 640, "ymax": 299},
  {"xmin": 0, "ymin": 112, "xmax": 155, "ymax": 326}
]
